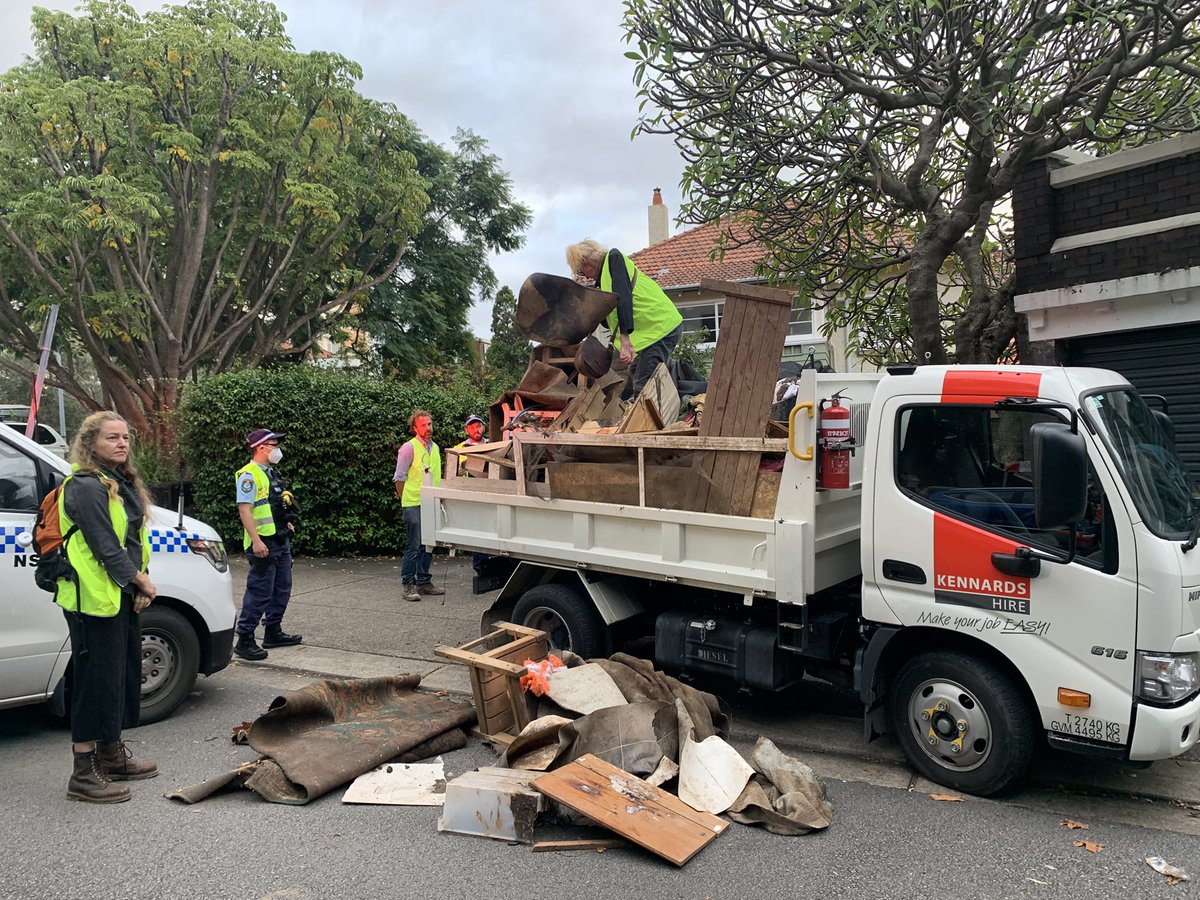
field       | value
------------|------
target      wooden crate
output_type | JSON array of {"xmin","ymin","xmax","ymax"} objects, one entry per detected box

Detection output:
[{"xmin": 434, "ymin": 623, "xmax": 548, "ymax": 746}]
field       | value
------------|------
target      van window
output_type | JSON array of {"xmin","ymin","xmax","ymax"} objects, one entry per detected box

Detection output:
[
  {"xmin": 0, "ymin": 440, "xmax": 40, "ymax": 512},
  {"xmin": 896, "ymin": 405, "xmax": 1115, "ymax": 569},
  {"xmin": 3, "ymin": 422, "xmax": 55, "ymax": 446}
]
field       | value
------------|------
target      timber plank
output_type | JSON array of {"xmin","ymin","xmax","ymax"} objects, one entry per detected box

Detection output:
[{"xmin": 532, "ymin": 753, "xmax": 728, "ymax": 866}]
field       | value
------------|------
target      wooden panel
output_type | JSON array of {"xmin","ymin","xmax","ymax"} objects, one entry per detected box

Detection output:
[
  {"xmin": 750, "ymin": 470, "xmax": 782, "ymax": 519},
  {"xmin": 546, "ymin": 462, "xmax": 702, "ymax": 509},
  {"xmin": 692, "ymin": 283, "xmax": 794, "ymax": 516},
  {"xmin": 532, "ymin": 754, "xmax": 728, "ymax": 866}
]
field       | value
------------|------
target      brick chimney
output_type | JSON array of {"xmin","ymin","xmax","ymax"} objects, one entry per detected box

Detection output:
[{"xmin": 647, "ymin": 187, "xmax": 669, "ymax": 246}]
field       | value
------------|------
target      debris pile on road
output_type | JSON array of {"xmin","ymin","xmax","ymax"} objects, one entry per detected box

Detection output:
[{"xmin": 432, "ymin": 625, "xmax": 832, "ymax": 864}]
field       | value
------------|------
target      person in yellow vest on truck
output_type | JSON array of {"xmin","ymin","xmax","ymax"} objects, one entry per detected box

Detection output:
[
  {"xmin": 393, "ymin": 410, "xmax": 443, "ymax": 602},
  {"xmin": 566, "ymin": 239, "xmax": 683, "ymax": 395},
  {"xmin": 233, "ymin": 428, "xmax": 302, "ymax": 661},
  {"xmin": 56, "ymin": 411, "xmax": 159, "ymax": 803}
]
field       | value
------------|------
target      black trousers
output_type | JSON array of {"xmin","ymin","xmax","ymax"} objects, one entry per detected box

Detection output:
[{"xmin": 63, "ymin": 593, "xmax": 141, "ymax": 743}]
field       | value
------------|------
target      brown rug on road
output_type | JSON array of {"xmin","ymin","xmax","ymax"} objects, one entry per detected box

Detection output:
[{"xmin": 167, "ymin": 674, "xmax": 476, "ymax": 805}]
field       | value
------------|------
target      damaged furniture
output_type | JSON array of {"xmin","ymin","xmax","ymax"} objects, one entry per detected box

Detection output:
[{"xmin": 434, "ymin": 622, "xmax": 548, "ymax": 746}]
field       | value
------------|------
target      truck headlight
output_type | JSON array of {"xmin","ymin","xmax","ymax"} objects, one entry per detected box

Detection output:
[
  {"xmin": 186, "ymin": 537, "xmax": 229, "ymax": 573},
  {"xmin": 1136, "ymin": 651, "xmax": 1200, "ymax": 704}
]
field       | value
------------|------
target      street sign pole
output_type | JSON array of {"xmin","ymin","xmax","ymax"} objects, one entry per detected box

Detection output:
[{"xmin": 26, "ymin": 304, "xmax": 59, "ymax": 440}]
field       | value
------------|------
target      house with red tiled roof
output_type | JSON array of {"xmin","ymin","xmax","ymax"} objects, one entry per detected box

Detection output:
[{"xmin": 628, "ymin": 190, "xmax": 862, "ymax": 371}]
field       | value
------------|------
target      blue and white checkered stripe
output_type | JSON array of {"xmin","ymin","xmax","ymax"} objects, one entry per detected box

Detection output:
[
  {"xmin": 148, "ymin": 529, "xmax": 201, "ymax": 554},
  {"xmin": 0, "ymin": 524, "xmax": 201, "ymax": 554},
  {"xmin": 0, "ymin": 525, "xmax": 30, "ymax": 554}
]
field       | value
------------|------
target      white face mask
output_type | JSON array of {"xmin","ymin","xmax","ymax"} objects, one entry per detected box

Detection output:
[{"xmin": 267, "ymin": 447, "xmax": 283, "ymax": 465}]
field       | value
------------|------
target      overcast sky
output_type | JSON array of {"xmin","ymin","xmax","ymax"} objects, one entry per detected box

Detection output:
[{"xmin": 0, "ymin": 0, "xmax": 689, "ymax": 338}]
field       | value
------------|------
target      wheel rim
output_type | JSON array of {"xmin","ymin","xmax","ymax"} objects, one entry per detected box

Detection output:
[
  {"xmin": 905, "ymin": 677, "xmax": 993, "ymax": 772},
  {"xmin": 141, "ymin": 631, "xmax": 178, "ymax": 700},
  {"xmin": 521, "ymin": 605, "xmax": 572, "ymax": 652}
]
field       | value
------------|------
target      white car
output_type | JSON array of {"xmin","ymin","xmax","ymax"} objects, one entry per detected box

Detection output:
[
  {"xmin": 3, "ymin": 421, "xmax": 69, "ymax": 459},
  {"xmin": 0, "ymin": 426, "xmax": 236, "ymax": 723}
]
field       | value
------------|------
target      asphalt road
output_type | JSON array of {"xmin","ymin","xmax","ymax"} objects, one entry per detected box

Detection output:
[{"xmin": 3, "ymin": 662, "xmax": 1199, "ymax": 900}]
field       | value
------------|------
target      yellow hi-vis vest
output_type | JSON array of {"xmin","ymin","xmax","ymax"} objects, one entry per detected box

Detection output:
[
  {"xmin": 237, "ymin": 462, "xmax": 276, "ymax": 549},
  {"xmin": 400, "ymin": 436, "xmax": 441, "ymax": 507},
  {"xmin": 601, "ymin": 251, "xmax": 682, "ymax": 352},
  {"xmin": 55, "ymin": 471, "xmax": 150, "ymax": 617}
]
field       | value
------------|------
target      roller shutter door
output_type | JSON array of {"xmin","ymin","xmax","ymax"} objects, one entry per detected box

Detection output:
[{"xmin": 1064, "ymin": 323, "xmax": 1200, "ymax": 484}]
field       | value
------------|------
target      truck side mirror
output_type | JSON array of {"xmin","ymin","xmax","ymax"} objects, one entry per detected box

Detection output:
[
  {"xmin": 1151, "ymin": 409, "xmax": 1176, "ymax": 448},
  {"xmin": 1030, "ymin": 422, "xmax": 1087, "ymax": 529}
]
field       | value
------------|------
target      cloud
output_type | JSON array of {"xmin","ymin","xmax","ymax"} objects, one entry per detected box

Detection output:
[{"xmin": 0, "ymin": 0, "xmax": 688, "ymax": 336}]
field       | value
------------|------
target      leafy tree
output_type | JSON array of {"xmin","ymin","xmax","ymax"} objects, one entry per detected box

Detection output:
[
  {"xmin": 359, "ymin": 131, "xmax": 530, "ymax": 378},
  {"xmin": 484, "ymin": 285, "xmax": 531, "ymax": 386},
  {"xmin": 624, "ymin": 0, "xmax": 1200, "ymax": 365},
  {"xmin": 0, "ymin": 0, "xmax": 429, "ymax": 445},
  {"xmin": 672, "ymin": 326, "xmax": 713, "ymax": 377}
]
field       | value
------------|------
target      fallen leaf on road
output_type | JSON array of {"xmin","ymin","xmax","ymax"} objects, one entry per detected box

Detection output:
[
  {"xmin": 1146, "ymin": 857, "xmax": 1189, "ymax": 884},
  {"xmin": 930, "ymin": 793, "xmax": 965, "ymax": 802},
  {"xmin": 1073, "ymin": 840, "xmax": 1104, "ymax": 853},
  {"xmin": 1060, "ymin": 819, "xmax": 1089, "ymax": 830},
  {"xmin": 1171, "ymin": 799, "xmax": 1200, "ymax": 811}
]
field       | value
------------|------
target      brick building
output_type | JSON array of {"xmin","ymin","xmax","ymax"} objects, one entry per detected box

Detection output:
[{"xmin": 1013, "ymin": 134, "xmax": 1200, "ymax": 477}]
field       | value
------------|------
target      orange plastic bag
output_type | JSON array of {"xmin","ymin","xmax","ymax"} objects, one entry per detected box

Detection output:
[{"xmin": 519, "ymin": 654, "xmax": 565, "ymax": 696}]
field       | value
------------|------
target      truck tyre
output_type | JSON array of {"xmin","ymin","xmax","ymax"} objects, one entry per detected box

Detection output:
[
  {"xmin": 138, "ymin": 604, "xmax": 200, "ymax": 724},
  {"xmin": 512, "ymin": 584, "xmax": 610, "ymax": 659},
  {"xmin": 890, "ymin": 651, "xmax": 1034, "ymax": 796}
]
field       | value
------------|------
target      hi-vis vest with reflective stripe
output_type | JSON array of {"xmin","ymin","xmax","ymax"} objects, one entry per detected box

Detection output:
[
  {"xmin": 400, "ymin": 436, "xmax": 441, "ymax": 507},
  {"xmin": 237, "ymin": 462, "xmax": 276, "ymax": 549},
  {"xmin": 54, "ymin": 471, "xmax": 150, "ymax": 618},
  {"xmin": 601, "ymin": 251, "xmax": 682, "ymax": 352}
]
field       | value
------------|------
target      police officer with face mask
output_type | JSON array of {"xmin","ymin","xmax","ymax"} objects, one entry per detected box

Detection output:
[{"xmin": 233, "ymin": 428, "xmax": 302, "ymax": 660}]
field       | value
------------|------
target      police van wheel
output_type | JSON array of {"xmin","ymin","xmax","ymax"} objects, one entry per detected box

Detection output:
[
  {"xmin": 512, "ymin": 584, "xmax": 610, "ymax": 659},
  {"xmin": 139, "ymin": 605, "xmax": 200, "ymax": 724},
  {"xmin": 890, "ymin": 651, "xmax": 1034, "ymax": 797}
]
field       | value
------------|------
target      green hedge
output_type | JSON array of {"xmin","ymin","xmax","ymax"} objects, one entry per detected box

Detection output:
[{"xmin": 177, "ymin": 368, "xmax": 497, "ymax": 556}]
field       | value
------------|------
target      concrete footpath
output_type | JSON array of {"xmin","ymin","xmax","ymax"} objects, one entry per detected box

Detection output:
[{"xmin": 228, "ymin": 554, "xmax": 1200, "ymax": 831}]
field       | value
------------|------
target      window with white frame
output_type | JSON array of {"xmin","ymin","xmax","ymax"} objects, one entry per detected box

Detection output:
[
  {"xmin": 677, "ymin": 297, "xmax": 812, "ymax": 345},
  {"xmin": 679, "ymin": 301, "xmax": 723, "ymax": 344},
  {"xmin": 786, "ymin": 303, "xmax": 813, "ymax": 342}
]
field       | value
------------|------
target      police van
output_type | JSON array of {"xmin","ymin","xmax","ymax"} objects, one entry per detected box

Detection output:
[{"xmin": 0, "ymin": 425, "xmax": 235, "ymax": 723}]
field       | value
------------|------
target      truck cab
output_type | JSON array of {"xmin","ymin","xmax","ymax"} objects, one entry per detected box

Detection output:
[
  {"xmin": 0, "ymin": 426, "xmax": 236, "ymax": 723},
  {"xmin": 860, "ymin": 365, "xmax": 1200, "ymax": 793}
]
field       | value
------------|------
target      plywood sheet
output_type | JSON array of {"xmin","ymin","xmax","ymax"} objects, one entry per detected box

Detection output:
[{"xmin": 532, "ymin": 753, "xmax": 728, "ymax": 866}]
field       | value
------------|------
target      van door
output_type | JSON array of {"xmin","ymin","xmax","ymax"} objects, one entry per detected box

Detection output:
[
  {"xmin": 870, "ymin": 397, "xmax": 1138, "ymax": 748},
  {"xmin": 0, "ymin": 437, "xmax": 67, "ymax": 706}
]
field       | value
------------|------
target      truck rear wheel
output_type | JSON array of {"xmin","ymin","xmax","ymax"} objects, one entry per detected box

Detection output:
[
  {"xmin": 890, "ymin": 651, "xmax": 1034, "ymax": 796},
  {"xmin": 138, "ymin": 605, "xmax": 200, "ymax": 724},
  {"xmin": 512, "ymin": 584, "xmax": 609, "ymax": 659}
]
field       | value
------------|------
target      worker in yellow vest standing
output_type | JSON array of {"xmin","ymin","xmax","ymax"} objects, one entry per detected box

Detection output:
[
  {"xmin": 233, "ymin": 428, "xmax": 302, "ymax": 660},
  {"xmin": 394, "ymin": 410, "xmax": 443, "ymax": 602},
  {"xmin": 56, "ymin": 411, "xmax": 159, "ymax": 803},
  {"xmin": 566, "ymin": 239, "xmax": 683, "ymax": 395}
]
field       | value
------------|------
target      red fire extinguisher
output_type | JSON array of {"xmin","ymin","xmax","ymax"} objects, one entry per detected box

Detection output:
[{"xmin": 818, "ymin": 392, "xmax": 855, "ymax": 489}]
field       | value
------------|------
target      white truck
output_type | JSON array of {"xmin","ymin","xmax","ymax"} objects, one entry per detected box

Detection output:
[
  {"xmin": 424, "ymin": 365, "xmax": 1200, "ymax": 795},
  {"xmin": 0, "ymin": 425, "xmax": 236, "ymax": 723}
]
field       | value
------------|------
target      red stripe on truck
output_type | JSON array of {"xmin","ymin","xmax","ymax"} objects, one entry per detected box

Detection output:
[{"xmin": 941, "ymin": 370, "xmax": 1041, "ymax": 404}]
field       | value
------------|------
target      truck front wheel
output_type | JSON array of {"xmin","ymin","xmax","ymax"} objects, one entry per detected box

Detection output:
[
  {"xmin": 512, "ymin": 584, "xmax": 609, "ymax": 659},
  {"xmin": 138, "ymin": 605, "xmax": 201, "ymax": 724},
  {"xmin": 890, "ymin": 651, "xmax": 1034, "ymax": 796}
]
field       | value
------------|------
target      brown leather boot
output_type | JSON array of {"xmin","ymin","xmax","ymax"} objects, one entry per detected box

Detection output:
[
  {"xmin": 68, "ymin": 750, "xmax": 132, "ymax": 803},
  {"xmin": 96, "ymin": 741, "xmax": 159, "ymax": 781}
]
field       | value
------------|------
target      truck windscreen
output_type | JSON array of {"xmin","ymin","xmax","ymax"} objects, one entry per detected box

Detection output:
[{"xmin": 1082, "ymin": 389, "xmax": 1195, "ymax": 539}]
